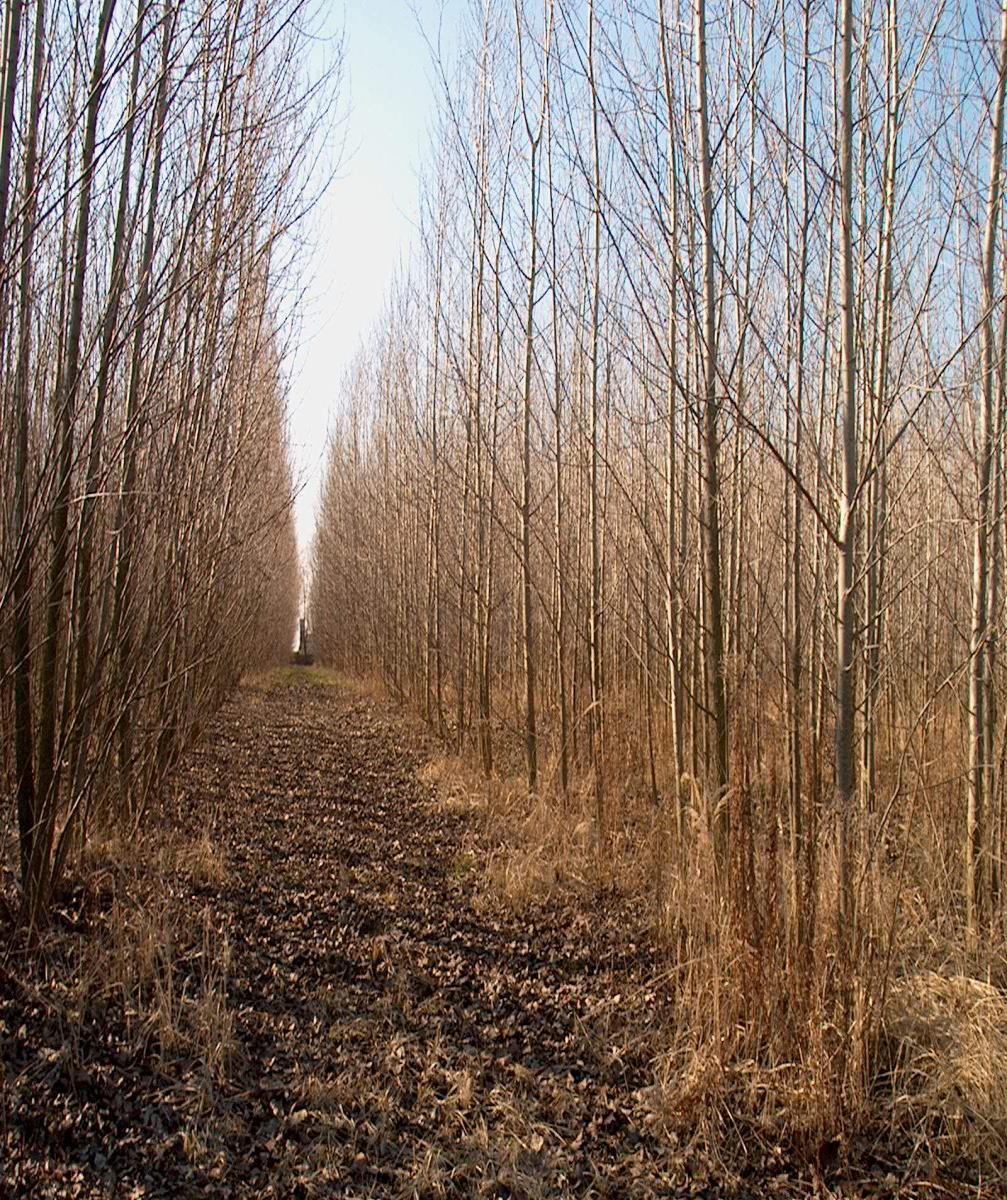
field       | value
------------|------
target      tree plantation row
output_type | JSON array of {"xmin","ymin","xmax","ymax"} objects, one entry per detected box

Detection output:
[
  {"xmin": 311, "ymin": 0, "xmax": 1007, "ymax": 1132},
  {"xmin": 0, "ymin": 0, "xmax": 328, "ymax": 925}
]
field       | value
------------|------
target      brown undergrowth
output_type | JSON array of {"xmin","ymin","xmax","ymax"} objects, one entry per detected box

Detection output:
[
  {"xmin": 4, "ymin": 670, "xmax": 686, "ymax": 1196},
  {"xmin": 3, "ymin": 669, "xmax": 1000, "ymax": 1197},
  {"xmin": 419, "ymin": 702, "xmax": 1007, "ymax": 1193},
  {"xmin": 3, "ymin": 823, "xmax": 238, "ymax": 1094}
]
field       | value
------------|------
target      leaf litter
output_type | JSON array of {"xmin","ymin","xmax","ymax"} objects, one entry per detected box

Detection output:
[{"xmin": 1, "ymin": 675, "xmax": 981, "ymax": 1197}]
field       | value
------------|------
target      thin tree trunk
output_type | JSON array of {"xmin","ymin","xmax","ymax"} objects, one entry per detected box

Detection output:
[
  {"xmin": 968, "ymin": 0, "xmax": 1007, "ymax": 940},
  {"xmin": 28, "ymin": 0, "xmax": 117, "ymax": 924},
  {"xmin": 588, "ymin": 0, "xmax": 604, "ymax": 829},
  {"xmin": 695, "ymin": 0, "xmax": 730, "ymax": 875},
  {"xmin": 835, "ymin": 0, "xmax": 858, "ymax": 927},
  {"xmin": 12, "ymin": 0, "xmax": 44, "ymax": 888}
]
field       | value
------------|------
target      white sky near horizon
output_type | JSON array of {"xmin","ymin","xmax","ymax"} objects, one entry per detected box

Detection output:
[{"xmin": 286, "ymin": 0, "xmax": 461, "ymax": 567}]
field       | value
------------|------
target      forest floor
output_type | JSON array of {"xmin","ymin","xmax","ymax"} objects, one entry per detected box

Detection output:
[{"xmin": 0, "ymin": 670, "xmax": 986, "ymax": 1198}]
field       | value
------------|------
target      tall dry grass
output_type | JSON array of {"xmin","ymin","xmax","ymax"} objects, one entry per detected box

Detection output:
[
  {"xmin": 418, "ymin": 695, "xmax": 1007, "ymax": 1182},
  {"xmin": 50, "ymin": 830, "xmax": 239, "ymax": 1095}
]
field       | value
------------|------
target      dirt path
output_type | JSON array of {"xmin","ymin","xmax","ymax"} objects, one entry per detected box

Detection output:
[{"xmin": 6, "ymin": 674, "xmax": 706, "ymax": 1199}]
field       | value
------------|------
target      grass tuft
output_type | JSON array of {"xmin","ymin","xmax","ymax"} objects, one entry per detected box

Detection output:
[{"xmin": 881, "ymin": 969, "xmax": 1007, "ymax": 1167}]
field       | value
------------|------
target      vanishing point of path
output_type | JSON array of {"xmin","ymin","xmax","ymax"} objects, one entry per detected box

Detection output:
[{"xmin": 6, "ymin": 674, "xmax": 694, "ymax": 1199}]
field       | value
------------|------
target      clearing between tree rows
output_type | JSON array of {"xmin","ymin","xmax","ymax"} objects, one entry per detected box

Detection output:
[{"xmin": 1, "ymin": 671, "xmax": 979, "ymax": 1198}]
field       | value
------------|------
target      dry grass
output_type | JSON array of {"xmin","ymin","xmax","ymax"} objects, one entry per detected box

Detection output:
[
  {"xmin": 881, "ymin": 970, "xmax": 1007, "ymax": 1168},
  {"xmin": 244, "ymin": 664, "xmax": 387, "ymax": 700},
  {"xmin": 82, "ymin": 896, "xmax": 237, "ymax": 1083},
  {"xmin": 68, "ymin": 828, "xmax": 237, "ymax": 1087},
  {"xmin": 419, "ymin": 756, "xmax": 485, "ymax": 815},
  {"xmin": 420, "ymin": 747, "xmax": 676, "ymax": 910},
  {"xmin": 169, "ymin": 832, "xmax": 229, "ymax": 887},
  {"xmin": 418, "ymin": 725, "xmax": 1007, "ymax": 1186}
]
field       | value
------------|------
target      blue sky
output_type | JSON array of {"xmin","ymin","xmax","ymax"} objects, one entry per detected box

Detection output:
[{"xmin": 287, "ymin": 0, "xmax": 461, "ymax": 556}]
